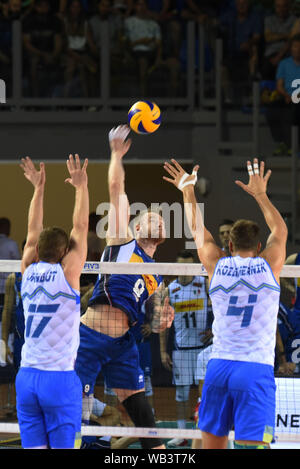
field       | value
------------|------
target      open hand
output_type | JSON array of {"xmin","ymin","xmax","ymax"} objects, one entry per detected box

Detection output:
[
  {"xmin": 65, "ymin": 154, "xmax": 88, "ymax": 188},
  {"xmin": 235, "ymin": 158, "xmax": 271, "ymax": 198},
  {"xmin": 109, "ymin": 125, "xmax": 132, "ymax": 159},
  {"xmin": 163, "ymin": 159, "xmax": 199, "ymax": 191},
  {"xmin": 20, "ymin": 156, "xmax": 45, "ymax": 189}
]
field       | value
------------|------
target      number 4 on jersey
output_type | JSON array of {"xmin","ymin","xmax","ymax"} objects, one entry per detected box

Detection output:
[{"xmin": 226, "ymin": 294, "xmax": 257, "ymax": 327}]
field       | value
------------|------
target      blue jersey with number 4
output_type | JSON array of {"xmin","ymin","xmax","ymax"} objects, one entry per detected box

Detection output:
[
  {"xmin": 209, "ymin": 256, "xmax": 280, "ymax": 367},
  {"xmin": 88, "ymin": 239, "xmax": 162, "ymax": 326},
  {"xmin": 21, "ymin": 262, "xmax": 80, "ymax": 371}
]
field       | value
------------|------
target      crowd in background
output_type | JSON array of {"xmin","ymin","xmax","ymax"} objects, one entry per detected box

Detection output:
[{"xmin": 0, "ymin": 0, "xmax": 300, "ymax": 104}]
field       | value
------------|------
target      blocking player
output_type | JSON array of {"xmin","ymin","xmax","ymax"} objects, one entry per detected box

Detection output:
[
  {"xmin": 75, "ymin": 125, "xmax": 174, "ymax": 450},
  {"xmin": 160, "ymin": 250, "xmax": 211, "ymax": 447},
  {"xmin": 163, "ymin": 157, "xmax": 287, "ymax": 449},
  {"xmin": 16, "ymin": 154, "xmax": 89, "ymax": 449}
]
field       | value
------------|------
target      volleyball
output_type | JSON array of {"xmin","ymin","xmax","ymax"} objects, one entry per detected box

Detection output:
[{"xmin": 128, "ymin": 100, "xmax": 161, "ymax": 134}]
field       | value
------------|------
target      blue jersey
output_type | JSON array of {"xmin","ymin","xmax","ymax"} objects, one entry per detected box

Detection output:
[
  {"xmin": 278, "ymin": 301, "xmax": 300, "ymax": 363},
  {"xmin": 293, "ymin": 253, "xmax": 300, "ymax": 312},
  {"xmin": 88, "ymin": 239, "xmax": 162, "ymax": 325}
]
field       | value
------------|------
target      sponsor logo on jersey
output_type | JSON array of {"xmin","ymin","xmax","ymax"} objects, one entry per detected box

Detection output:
[{"xmin": 173, "ymin": 298, "xmax": 204, "ymax": 313}]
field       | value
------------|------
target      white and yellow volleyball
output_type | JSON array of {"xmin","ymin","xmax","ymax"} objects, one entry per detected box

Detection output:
[{"xmin": 128, "ymin": 100, "xmax": 161, "ymax": 134}]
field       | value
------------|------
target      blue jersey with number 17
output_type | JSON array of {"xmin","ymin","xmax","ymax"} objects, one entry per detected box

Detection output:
[
  {"xmin": 88, "ymin": 239, "xmax": 162, "ymax": 326},
  {"xmin": 209, "ymin": 256, "xmax": 280, "ymax": 367}
]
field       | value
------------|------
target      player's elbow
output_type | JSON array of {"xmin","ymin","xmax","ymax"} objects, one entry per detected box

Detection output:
[
  {"xmin": 109, "ymin": 179, "xmax": 122, "ymax": 196},
  {"xmin": 74, "ymin": 219, "xmax": 89, "ymax": 232}
]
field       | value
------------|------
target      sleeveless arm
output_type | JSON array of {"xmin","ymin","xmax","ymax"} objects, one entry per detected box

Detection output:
[
  {"xmin": 106, "ymin": 126, "xmax": 133, "ymax": 245},
  {"xmin": 20, "ymin": 158, "xmax": 45, "ymax": 274}
]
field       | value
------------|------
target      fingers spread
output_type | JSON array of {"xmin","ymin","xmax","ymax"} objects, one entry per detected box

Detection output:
[
  {"xmin": 164, "ymin": 162, "xmax": 178, "ymax": 177},
  {"xmin": 247, "ymin": 161, "xmax": 254, "ymax": 177}
]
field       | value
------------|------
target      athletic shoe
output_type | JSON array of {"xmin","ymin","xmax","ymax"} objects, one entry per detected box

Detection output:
[
  {"xmin": 81, "ymin": 436, "xmax": 111, "ymax": 449},
  {"xmin": 167, "ymin": 438, "xmax": 189, "ymax": 448}
]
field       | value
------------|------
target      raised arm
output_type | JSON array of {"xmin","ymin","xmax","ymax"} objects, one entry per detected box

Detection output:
[
  {"xmin": 20, "ymin": 157, "xmax": 46, "ymax": 274},
  {"xmin": 235, "ymin": 158, "xmax": 288, "ymax": 281},
  {"xmin": 163, "ymin": 159, "xmax": 224, "ymax": 278},
  {"xmin": 61, "ymin": 154, "xmax": 89, "ymax": 291},
  {"xmin": 106, "ymin": 125, "xmax": 133, "ymax": 245}
]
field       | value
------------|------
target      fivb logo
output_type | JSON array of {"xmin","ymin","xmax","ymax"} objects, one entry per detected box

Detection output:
[
  {"xmin": 292, "ymin": 79, "xmax": 300, "ymax": 104},
  {"xmin": 0, "ymin": 80, "xmax": 6, "ymax": 104}
]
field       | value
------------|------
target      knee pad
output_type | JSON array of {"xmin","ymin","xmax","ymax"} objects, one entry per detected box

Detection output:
[
  {"xmin": 175, "ymin": 385, "xmax": 190, "ymax": 402},
  {"xmin": 122, "ymin": 392, "xmax": 162, "ymax": 449}
]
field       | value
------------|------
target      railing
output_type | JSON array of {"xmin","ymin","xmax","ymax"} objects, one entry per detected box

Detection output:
[
  {"xmin": 3, "ymin": 20, "xmax": 199, "ymax": 110},
  {"xmin": 2, "ymin": 19, "xmax": 299, "ymax": 245}
]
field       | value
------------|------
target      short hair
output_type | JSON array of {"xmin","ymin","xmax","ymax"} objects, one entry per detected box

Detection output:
[
  {"xmin": 38, "ymin": 227, "xmax": 69, "ymax": 263},
  {"xmin": 218, "ymin": 219, "xmax": 234, "ymax": 229},
  {"xmin": 229, "ymin": 219, "xmax": 260, "ymax": 252},
  {"xmin": 176, "ymin": 250, "xmax": 195, "ymax": 260}
]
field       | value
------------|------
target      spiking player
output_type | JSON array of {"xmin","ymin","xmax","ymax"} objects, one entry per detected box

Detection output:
[
  {"xmin": 75, "ymin": 125, "xmax": 174, "ymax": 450},
  {"xmin": 16, "ymin": 154, "xmax": 89, "ymax": 449},
  {"xmin": 160, "ymin": 250, "xmax": 211, "ymax": 447},
  {"xmin": 163, "ymin": 157, "xmax": 287, "ymax": 449}
]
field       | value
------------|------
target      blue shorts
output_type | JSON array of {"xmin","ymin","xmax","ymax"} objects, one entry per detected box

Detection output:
[
  {"xmin": 137, "ymin": 340, "xmax": 152, "ymax": 377},
  {"xmin": 16, "ymin": 367, "xmax": 82, "ymax": 449},
  {"xmin": 75, "ymin": 324, "xmax": 145, "ymax": 394},
  {"xmin": 198, "ymin": 359, "xmax": 276, "ymax": 443}
]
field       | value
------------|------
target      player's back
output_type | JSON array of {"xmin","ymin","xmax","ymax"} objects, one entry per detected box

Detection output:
[
  {"xmin": 209, "ymin": 255, "xmax": 280, "ymax": 366},
  {"xmin": 21, "ymin": 262, "xmax": 80, "ymax": 371}
]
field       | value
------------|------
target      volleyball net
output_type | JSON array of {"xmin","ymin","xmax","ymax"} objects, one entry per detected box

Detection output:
[{"xmin": 0, "ymin": 259, "xmax": 300, "ymax": 449}]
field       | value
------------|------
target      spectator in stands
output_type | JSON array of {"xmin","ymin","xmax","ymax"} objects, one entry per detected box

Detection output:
[
  {"xmin": 265, "ymin": 34, "xmax": 300, "ymax": 155},
  {"xmin": 22, "ymin": 0, "xmax": 64, "ymax": 97},
  {"xmin": 0, "ymin": 0, "xmax": 22, "ymax": 96},
  {"xmin": 0, "ymin": 218, "xmax": 20, "ymax": 321},
  {"xmin": 124, "ymin": 0, "xmax": 162, "ymax": 96},
  {"xmin": 58, "ymin": 0, "xmax": 98, "ymax": 17},
  {"xmin": 218, "ymin": 218, "xmax": 234, "ymax": 256},
  {"xmin": 181, "ymin": 0, "xmax": 222, "ymax": 25},
  {"xmin": 218, "ymin": 0, "xmax": 263, "ymax": 104},
  {"xmin": 63, "ymin": 0, "xmax": 98, "ymax": 97},
  {"xmin": 146, "ymin": 0, "xmax": 183, "ymax": 63},
  {"xmin": 88, "ymin": 0, "xmax": 126, "ymax": 72},
  {"xmin": 261, "ymin": 0, "xmax": 296, "ymax": 80}
]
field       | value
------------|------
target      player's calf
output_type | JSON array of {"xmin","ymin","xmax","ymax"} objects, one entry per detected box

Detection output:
[{"xmin": 122, "ymin": 391, "xmax": 164, "ymax": 449}]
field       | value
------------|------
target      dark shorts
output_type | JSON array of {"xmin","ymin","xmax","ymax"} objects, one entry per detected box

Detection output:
[{"xmin": 75, "ymin": 324, "xmax": 145, "ymax": 394}]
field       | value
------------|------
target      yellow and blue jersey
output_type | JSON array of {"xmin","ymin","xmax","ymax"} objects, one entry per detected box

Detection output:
[{"xmin": 88, "ymin": 239, "xmax": 162, "ymax": 325}]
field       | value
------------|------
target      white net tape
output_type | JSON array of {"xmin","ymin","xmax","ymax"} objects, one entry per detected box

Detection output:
[
  {"xmin": 0, "ymin": 260, "xmax": 299, "ymax": 277},
  {"xmin": 0, "ymin": 259, "xmax": 300, "ymax": 446}
]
